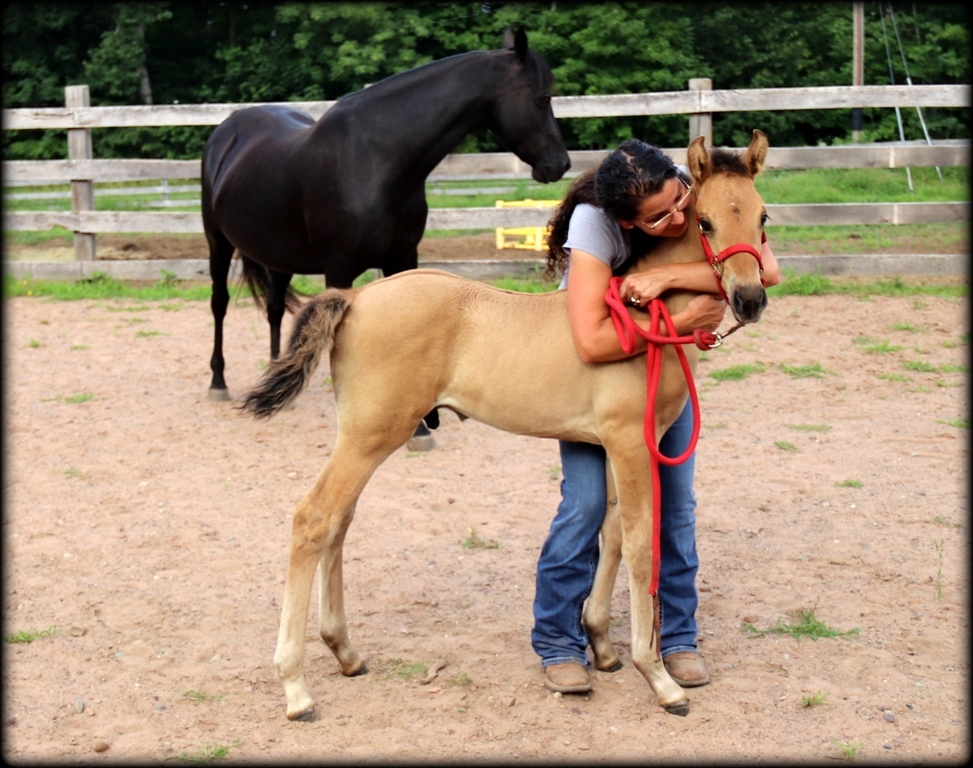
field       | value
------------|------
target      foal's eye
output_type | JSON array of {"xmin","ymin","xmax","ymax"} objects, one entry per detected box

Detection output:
[
  {"xmin": 760, "ymin": 212, "xmax": 770, "ymax": 227},
  {"xmin": 698, "ymin": 219, "xmax": 713, "ymax": 234}
]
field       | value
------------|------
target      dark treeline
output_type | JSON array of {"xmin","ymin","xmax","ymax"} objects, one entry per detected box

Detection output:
[{"xmin": 2, "ymin": 1, "xmax": 969, "ymax": 161}]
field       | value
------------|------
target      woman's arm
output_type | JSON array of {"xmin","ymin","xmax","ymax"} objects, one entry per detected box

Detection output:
[
  {"xmin": 566, "ymin": 251, "xmax": 725, "ymax": 364},
  {"xmin": 760, "ymin": 239, "xmax": 782, "ymax": 287},
  {"xmin": 619, "ymin": 237, "xmax": 782, "ymax": 303}
]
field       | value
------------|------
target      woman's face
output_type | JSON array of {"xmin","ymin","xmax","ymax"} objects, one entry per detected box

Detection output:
[{"xmin": 625, "ymin": 177, "xmax": 694, "ymax": 238}]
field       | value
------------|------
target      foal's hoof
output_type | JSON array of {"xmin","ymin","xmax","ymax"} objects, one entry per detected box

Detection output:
[
  {"xmin": 664, "ymin": 700, "xmax": 691, "ymax": 717},
  {"xmin": 343, "ymin": 663, "xmax": 368, "ymax": 677},
  {"xmin": 604, "ymin": 660, "xmax": 623, "ymax": 673},
  {"xmin": 288, "ymin": 707, "xmax": 317, "ymax": 722},
  {"xmin": 406, "ymin": 434, "xmax": 436, "ymax": 452},
  {"xmin": 207, "ymin": 387, "xmax": 231, "ymax": 402}
]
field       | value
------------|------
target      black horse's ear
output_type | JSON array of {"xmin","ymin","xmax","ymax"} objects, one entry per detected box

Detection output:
[
  {"xmin": 502, "ymin": 26, "xmax": 528, "ymax": 63},
  {"xmin": 514, "ymin": 26, "xmax": 528, "ymax": 63}
]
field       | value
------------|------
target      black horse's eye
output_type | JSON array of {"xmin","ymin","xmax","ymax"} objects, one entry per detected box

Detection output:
[
  {"xmin": 535, "ymin": 94, "xmax": 551, "ymax": 108},
  {"xmin": 698, "ymin": 219, "xmax": 713, "ymax": 234}
]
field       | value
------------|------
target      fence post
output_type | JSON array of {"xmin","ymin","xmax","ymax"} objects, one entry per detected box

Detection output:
[
  {"xmin": 65, "ymin": 85, "xmax": 96, "ymax": 261},
  {"xmin": 688, "ymin": 78, "xmax": 713, "ymax": 146}
]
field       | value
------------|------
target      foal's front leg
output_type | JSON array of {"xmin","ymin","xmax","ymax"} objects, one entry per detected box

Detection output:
[
  {"xmin": 607, "ymin": 446, "xmax": 689, "ymax": 716},
  {"xmin": 583, "ymin": 458, "xmax": 623, "ymax": 672}
]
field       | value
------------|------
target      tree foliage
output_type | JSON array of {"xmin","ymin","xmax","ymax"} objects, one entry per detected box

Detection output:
[{"xmin": 2, "ymin": 1, "xmax": 968, "ymax": 160}]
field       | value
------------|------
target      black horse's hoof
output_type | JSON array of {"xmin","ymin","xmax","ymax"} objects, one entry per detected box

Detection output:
[
  {"xmin": 665, "ymin": 701, "xmax": 690, "ymax": 717},
  {"xmin": 406, "ymin": 434, "xmax": 436, "ymax": 452},
  {"xmin": 207, "ymin": 387, "xmax": 231, "ymax": 402}
]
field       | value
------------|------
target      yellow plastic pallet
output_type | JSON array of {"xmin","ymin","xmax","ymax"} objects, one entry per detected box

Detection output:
[{"xmin": 494, "ymin": 199, "xmax": 560, "ymax": 251}]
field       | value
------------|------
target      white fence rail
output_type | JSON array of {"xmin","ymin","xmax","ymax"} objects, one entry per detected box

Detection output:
[{"xmin": 2, "ymin": 81, "xmax": 969, "ymax": 266}]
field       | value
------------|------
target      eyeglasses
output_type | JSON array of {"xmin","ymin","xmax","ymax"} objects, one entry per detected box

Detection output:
[{"xmin": 634, "ymin": 180, "xmax": 694, "ymax": 231}]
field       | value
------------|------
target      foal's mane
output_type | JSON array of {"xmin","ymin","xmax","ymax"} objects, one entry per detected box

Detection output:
[{"xmin": 707, "ymin": 148, "xmax": 750, "ymax": 177}]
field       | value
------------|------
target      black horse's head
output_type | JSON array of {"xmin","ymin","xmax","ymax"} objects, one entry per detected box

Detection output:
[{"xmin": 490, "ymin": 27, "xmax": 571, "ymax": 184}]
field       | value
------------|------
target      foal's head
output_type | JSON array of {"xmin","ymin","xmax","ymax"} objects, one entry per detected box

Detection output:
[{"xmin": 687, "ymin": 130, "xmax": 769, "ymax": 324}]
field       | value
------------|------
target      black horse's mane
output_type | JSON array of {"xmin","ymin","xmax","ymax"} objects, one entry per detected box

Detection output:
[{"xmin": 336, "ymin": 45, "xmax": 550, "ymax": 107}]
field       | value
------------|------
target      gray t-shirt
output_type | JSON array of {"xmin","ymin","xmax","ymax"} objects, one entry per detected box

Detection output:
[{"xmin": 558, "ymin": 203, "xmax": 630, "ymax": 289}]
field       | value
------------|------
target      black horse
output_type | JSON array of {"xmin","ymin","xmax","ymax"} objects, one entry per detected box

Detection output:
[{"xmin": 201, "ymin": 27, "xmax": 570, "ymax": 447}]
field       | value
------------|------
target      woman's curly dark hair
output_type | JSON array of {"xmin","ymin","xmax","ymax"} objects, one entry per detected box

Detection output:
[{"xmin": 545, "ymin": 139, "xmax": 681, "ymax": 280}]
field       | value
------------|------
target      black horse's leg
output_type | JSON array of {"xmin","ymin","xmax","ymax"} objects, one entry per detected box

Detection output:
[
  {"xmin": 207, "ymin": 231, "xmax": 235, "ymax": 401},
  {"xmin": 267, "ymin": 270, "xmax": 295, "ymax": 360}
]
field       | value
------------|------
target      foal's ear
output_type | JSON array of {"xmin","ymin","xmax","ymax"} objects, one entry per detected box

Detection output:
[
  {"xmin": 743, "ymin": 129, "xmax": 769, "ymax": 178},
  {"xmin": 502, "ymin": 26, "xmax": 529, "ymax": 63},
  {"xmin": 686, "ymin": 135, "xmax": 710, "ymax": 185}
]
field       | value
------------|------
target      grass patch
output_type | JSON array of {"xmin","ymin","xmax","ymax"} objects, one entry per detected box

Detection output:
[
  {"xmin": 836, "ymin": 479, "xmax": 863, "ymax": 488},
  {"xmin": 853, "ymin": 336, "xmax": 904, "ymax": 354},
  {"xmin": 877, "ymin": 372, "xmax": 909, "ymax": 382},
  {"xmin": 787, "ymin": 423, "xmax": 830, "ymax": 433},
  {"xmin": 890, "ymin": 321, "xmax": 928, "ymax": 333},
  {"xmin": 902, "ymin": 359, "xmax": 937, "ymax": 373},
  {"xmin": 709, "ymin": 362, "xmax": 765, "ymax": 382},
  {"xmin": 832, "ymin": 740, "xmax": 864, "ymax": 761},
  {"xmin": 447, "ymin": 671, "xmax": 473, "ymax": 687},
  {"xmin": 743, "ymin": 609, "xmax": 859, "ymax": 641},
  {"xmin": 768, "ymin": 272, "xmax": 966, "ymax": 299},
  {"xmin": 5, "ymin": 271, "xmax": 212, "ymax": 301},
  {"xmin": 177, "ymin": 740, "xmax": 240, "ymax": 762},
  {"xmin": 779, "ymin": 362, "xmax": 827, "ymax": 378},
  {"xmin": 379, "ymin": 658, "xmax": 429, "ymax": 682},
  {"xmin": 5, "ymin": 625, "xmax": 58, "ymax": 644},
  {"xmin": 462, "ymin": 526, "xmax": 499, "ymax": 549},
  {"xmin": 64, "ymin": 392, "xmax": 95, "ymax": 404},
  {"xmin": 774, "ymin": 441, "xmax": 798, "ymax": 452},
  {"xmin": 936, "ymin": 417, "xmax": 969, "ymax": 429},
  {"xmin": 801, "ymin": 691, "xmax": 828, "ymax": 708},
  {"xmin": 181, "ymin": 689, "xmax": 226, "ymax": 704}
]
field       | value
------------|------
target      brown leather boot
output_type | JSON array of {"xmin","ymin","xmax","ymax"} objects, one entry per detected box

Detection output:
[
  {"xmin": 544, "ymin": 662, "xmax": 592, "ymax": 694},
  {"xmin": 663, "ymin": 652, "xmax": 711, "ymax": 687}
]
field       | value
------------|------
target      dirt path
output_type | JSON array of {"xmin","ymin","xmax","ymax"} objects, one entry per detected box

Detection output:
[{"xmin": 2, "ymin": 285, "xmax": 968, "ymax": 762}]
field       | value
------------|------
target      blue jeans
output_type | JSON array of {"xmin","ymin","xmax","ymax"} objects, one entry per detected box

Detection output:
[{"xmin": 531, "ymin": 402, "xmax": 699, "ymax": 666}]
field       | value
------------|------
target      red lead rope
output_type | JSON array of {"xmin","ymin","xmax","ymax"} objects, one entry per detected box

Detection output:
[{"xmin": 604, "ymin": 276, "xmax": 714, "ymax": 597}]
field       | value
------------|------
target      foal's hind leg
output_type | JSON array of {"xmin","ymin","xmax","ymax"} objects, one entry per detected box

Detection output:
[
  {"xmin": 275, "ymin": 430, "xmax": 409, "ymax": 720},
  {"xmin": 584, "ymin": 458, "xmax": 623, "ymax": 672}
]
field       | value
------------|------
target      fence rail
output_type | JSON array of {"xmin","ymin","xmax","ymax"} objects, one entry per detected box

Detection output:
[{"xmin": 2, "ymin": 81, "xmax": 969, "ymax": 268}]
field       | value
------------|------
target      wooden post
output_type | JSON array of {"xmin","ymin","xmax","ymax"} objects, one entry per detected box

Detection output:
[
  {"xmin": 852, "ymin": 1, "xmax": 865, "ymax": 141},
  {"xmin": 65, "ymin": 85, "xmax": 96, "ymax": 261},
  {"xmin": 688, "ymin": 78, "xmax": 713, "ymax": 146}
]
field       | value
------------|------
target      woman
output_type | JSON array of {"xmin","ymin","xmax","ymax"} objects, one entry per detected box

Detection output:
[{"xmin": 532, "ymin": 139, "xmax": 780, "ymax": 694}]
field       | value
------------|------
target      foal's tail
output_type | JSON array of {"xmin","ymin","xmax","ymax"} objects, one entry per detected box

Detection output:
[{"xmin": 239, "ymin": 290, "xmax": 351, "ymax": 419}]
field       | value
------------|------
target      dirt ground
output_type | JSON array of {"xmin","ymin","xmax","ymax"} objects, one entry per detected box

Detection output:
[{"xmin": 2, "ymin": 250, "xmax": 969, "ymax": 763}]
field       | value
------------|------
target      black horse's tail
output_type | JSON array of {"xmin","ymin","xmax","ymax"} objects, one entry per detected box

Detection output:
[
  {"xmin": 240, "ymin": 256, "xmax": 304, "ymax": 313},
  {"xmin": 239, "ymin": 291, "xmax": 351, "ymax": 419}
]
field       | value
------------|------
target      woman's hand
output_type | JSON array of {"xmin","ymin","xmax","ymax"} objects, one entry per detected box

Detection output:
[
  {"xmin": 672, "ymin": 294, "xmax": 727, "ymax": 335},
  {"xmin": 620, "ymin": 261, "xmax": 726, "ymax": 306},
  {"xmin": 619, "ymin": 268, "xmax": 671, "ymax": 306}
]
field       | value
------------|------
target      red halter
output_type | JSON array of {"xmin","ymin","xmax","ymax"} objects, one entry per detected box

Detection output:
[{"xmin": 699, "ymin": 220, "xmax": 767, "ymax": 303}]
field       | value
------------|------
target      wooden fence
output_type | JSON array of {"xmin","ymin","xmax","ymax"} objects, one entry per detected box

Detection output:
[{"xmin": 3, "ymin": 80, "xmax": 970, "ymax": 268}]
